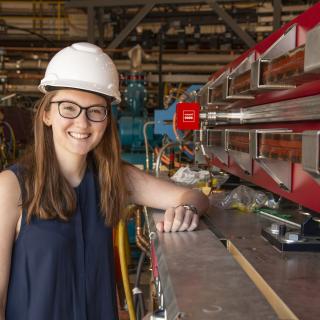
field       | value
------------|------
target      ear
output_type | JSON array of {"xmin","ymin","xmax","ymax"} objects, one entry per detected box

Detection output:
[{"xmin": 43, "ymin": 110, "xmax": 52, "ymax": 127}]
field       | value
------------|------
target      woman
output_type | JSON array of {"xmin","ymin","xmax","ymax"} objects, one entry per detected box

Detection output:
[{"xmin": 0, "ymin": 43, "xmax": 209, "ymax": 320}]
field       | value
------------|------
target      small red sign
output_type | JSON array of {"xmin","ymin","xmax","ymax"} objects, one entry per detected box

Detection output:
[{"xmin": 176, "ymin": 102, "xmax": 200, "ymax": 130}]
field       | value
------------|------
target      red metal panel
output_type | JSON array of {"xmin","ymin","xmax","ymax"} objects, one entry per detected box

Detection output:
[
  {"xmin": 204, "ymin": 4, "xmax": 320, "ymax": 214},
  {"xmin": 210, "ymin": 3, "xmax": 320, "ymax": 80},
  {"xmin": 212, "ymin": 122, "xmax": 320, "ymax": 214},
  {"xmin": 209, "ymin": 3, "xmax": 320, "ymax": 107},
  {"xmin": 213, "ymin": 158, "xmax": 320, "ymax": 214}
]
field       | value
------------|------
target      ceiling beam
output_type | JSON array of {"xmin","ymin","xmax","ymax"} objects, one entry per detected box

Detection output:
[
  {"xmin": 66, "ymin": 0, "xmax": 244, "ymax": 8},
  {"xmin": 67, "ymin": 0, "xmax": 257, "ymax": 49},
  {"xmin": 108, "ymin": 3, "xmax": 155, "ymax": 49},
  {"xmin": 206, "ymin": 0, "xmax": 256, "ymax": 48}
]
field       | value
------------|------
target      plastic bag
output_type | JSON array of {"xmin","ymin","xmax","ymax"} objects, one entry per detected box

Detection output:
[
  {"xmin": 170, "ymin": 167, "xmax": 210, "ymax": 185},
  {"xmin": 171, "ymin": 167, "xmax": 229, "ymax": 189},
  {"xmin": 211, "ymin": 185, "xmax": 268, "ymax": 212}
]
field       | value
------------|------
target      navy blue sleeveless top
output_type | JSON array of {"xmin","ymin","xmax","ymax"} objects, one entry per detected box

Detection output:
[{"xmin": 5, "ymin": 164, "xmax": 118, "ymax": 320}]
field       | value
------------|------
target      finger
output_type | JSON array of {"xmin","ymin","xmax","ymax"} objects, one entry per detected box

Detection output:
[
  {"xmin": 156, "ymin": 221, "xmax": 164, "ymax": 232},
  {"xmin": 171, "ymin": 206, "xmax": 185, "ymax": 232},
  {"xmin": 164, "ymin": 207, "xmax": 175, "ymax": 232},
  {"xmin": 187, "ymin": 214, "xmax": 199, "ymax": 231},
  {"xmin": 178, "ymin": 209, "xmax": 193, "ymax": 231}
]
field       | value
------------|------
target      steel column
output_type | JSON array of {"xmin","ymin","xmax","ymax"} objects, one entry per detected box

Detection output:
[
  {"xmin": 273, "ymin": 0, "xmax": 282, "ymax": 31},
  {"xmin": 87, "ymin": 6, "xmax": 95, "ymax": 44},
  {"xmin": 107, "ymin": 3, "xmax": 155, "ymax": 49},
  {"xmin": 207, "ymin": 0, "xmax": 256, "ymax": 48},
  {"xmin": 97, "ymin": 7, "xmax": 105, "ymax": 46}
]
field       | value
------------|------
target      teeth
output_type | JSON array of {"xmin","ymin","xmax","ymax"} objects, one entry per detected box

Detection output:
[{"xmin": 69, "ymin": 132, "xmax": 90, "ymax": 139}]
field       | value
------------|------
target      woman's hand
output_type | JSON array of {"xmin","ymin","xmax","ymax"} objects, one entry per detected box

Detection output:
[{"xmin": 156, "ymin": 205, "xmax": 199, "ymax": 232}]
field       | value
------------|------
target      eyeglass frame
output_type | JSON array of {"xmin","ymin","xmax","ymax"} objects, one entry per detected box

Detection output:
[{"xmin": 49, "ymin": 100, "xmax": 110, "ymax": 122}]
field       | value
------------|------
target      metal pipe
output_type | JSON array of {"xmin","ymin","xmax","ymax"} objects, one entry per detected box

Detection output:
[
  {"xmin": 4, "ymin": 60, "xmax": 220, "ymax": 73},
  {"xmin": 5, "ymin": 84, "xmax": 39, "ymax": 92},
  {"xmin": 155, "ymin": 141, "xmax": 180, "ymax": 177},
  {"xmin": 145, "ymin": 53, "xmax": 238, "ymax": 64},
  {"xmin": 155, "ymin": 140, "xmax": 193, "ymax": 177},
  {"xmin": 135, "ymin": 207, "xmax": 150, "ymax": 256},
  {"xmin": 135, "ymin": 208, "xmax": 149, "ymax": 249},
  {"xmin": 143, "ymin": 121, "xmax": 154, "ymax": 172},
  {"xmin": 158, "ymin": 28, "xmax": 164, "ymax": 108}
]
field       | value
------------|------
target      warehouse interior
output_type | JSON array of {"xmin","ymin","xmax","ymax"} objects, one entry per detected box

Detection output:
[{"xmin": 1, "ymin": 1, "xmax": 320, "ymax": 320}]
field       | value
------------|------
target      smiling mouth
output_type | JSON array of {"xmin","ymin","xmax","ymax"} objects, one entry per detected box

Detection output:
[{"xmin": 68, "ymin": 132, "xmax": 91, "ymax": 140}]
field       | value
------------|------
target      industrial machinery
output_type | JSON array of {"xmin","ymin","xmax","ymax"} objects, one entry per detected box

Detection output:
[
  {"xmin": 144, "ymin": 4, "xmax": 320, "ymax": 320},
  {"xmin": 174, "ymin": 3, "xmax": 320, "ymax": 252}
]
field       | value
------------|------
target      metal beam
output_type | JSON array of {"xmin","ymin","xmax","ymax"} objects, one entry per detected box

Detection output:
[
  {"xmin": 67, "ymin": 0, "xmax": 198, "ymax": 7},
  {"xmin": 87, "ymin": 6, "xmax": 95, "ymax": 43},
  {"xmin": 147, "ymin": 73, "xmax": 209, "ymax": 83},
  {"xmin": 108, "ymin": 3, "xmax": 155, "ymax": 49},
  {"xmin": 273, "ymin": 0, "xmax": 282, "ymax": 31},
  {"xmin": 206, "ymin": 0, "xmax": 256, "ymax": 48},
  {"xmin": 97, "ymin": 7, "xmax": 105, "ymax": 46},
  {"xmin": 66, "ymin": 0, "xmax": 244, "ymax": 8}
]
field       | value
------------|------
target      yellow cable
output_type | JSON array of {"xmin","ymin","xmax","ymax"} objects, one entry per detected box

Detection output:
[{"xmin": 118, "ymin": 219, "xmax": 136, "ymax": 320}]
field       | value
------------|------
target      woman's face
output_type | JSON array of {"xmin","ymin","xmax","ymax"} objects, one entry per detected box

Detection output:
[{"xmin": 43, "ymin": 89, "xmax": 109, "ymax": 158}]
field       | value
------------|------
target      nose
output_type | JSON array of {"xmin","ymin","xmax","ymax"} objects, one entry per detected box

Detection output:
[{"xmin": 74, "ymin": 108, "xmax": 89, "ymax": 128}]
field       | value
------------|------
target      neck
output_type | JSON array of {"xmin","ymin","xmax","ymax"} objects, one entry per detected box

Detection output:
[{"xmin": 56, "ymin": 152, "xmax": 88, "ymax": 187}]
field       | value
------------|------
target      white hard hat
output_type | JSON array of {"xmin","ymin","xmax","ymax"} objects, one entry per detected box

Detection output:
[{"xmin": 39, "ymin": 42, "xmax": 121, "ymax": 103}]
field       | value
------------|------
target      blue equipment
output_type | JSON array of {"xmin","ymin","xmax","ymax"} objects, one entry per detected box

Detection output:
[{"xmin": 115, "ymin": 73, "xmax": 161, "ymax": 167}]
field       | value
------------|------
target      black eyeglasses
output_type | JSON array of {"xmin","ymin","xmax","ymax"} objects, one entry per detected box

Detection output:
[{"xmin": 50, "ymin": 100, "xmax": 109, "ymax": 122}]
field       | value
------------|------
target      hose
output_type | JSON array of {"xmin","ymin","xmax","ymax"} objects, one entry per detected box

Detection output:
[
  {"xmin": 133, "ymin": 251, "xmax": 147, "ymax": 320},
  {"xmin": 117, "ymin": 220, "xmax": 136, "ymax": 320}
]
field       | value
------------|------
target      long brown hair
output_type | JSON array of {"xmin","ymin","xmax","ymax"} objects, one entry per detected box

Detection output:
[{"xmin": 19, "ymin": 91, "xmax": 127, "ymax": 226}]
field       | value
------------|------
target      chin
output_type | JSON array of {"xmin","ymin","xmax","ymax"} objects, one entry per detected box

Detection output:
[{"xmin": 67, "ymin": 145, "xmax": 93, "ymax": 156}]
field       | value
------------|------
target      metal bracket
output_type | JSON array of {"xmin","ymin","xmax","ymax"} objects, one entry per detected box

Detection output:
[
  {"xmin": 207, "ymin": 71, "xmax": 229, "ymax": 106},
  {"xmin": 197, "ymin": 79, "xmax": 215, "ymax": 109},
  {"xmin": 225, "ymin": 52, "xmax": 255, "ymax": 99},
  {"xmin": 226, "ymin": 129, "xmax": 252, "ymax": 175},
  {"xmin": 302, "ymin": 131, "xmax": 320, "ymax": 184},
  {"xmin": 251, "ymin": 24, "xmax": 297, "ymax": 91},
  {"xmin": 207, "ymin": 129, "xmax": 228, "ymax": 165},
  {"xmin": 194, "ymin": 130, "xmax": 208, "ymax": 165},
  {"xmin": 250, "ymin": 129, "xmax": 293, "ymax": 192},
  {"xmin": 304, "ymin": 24, "xmax": 320, "ymax": 73}
]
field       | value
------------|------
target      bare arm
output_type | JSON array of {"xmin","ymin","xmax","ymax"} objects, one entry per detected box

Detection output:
[
  {"xmin": 124, "ymin": 165, "xmax": 209, "ymax": 232},
  {"xmin": 0, "ymin": 171, "xmax": 21, "ymax": 319}
]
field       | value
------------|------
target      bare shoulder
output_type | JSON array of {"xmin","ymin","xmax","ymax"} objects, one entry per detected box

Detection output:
[
  {"xmin": 0, "ymin": 170, "xmax": 21, "ymax": 219},
  {"xmin": 0, "ymin": 169, "xmax": 21, "ymax": 194}
]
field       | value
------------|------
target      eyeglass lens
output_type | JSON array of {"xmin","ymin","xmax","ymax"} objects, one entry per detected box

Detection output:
[{"xmin": 58, "ymin": 101, "xmax": 107, "ymax": 122}]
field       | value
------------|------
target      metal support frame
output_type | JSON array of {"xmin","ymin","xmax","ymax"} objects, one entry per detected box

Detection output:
[
  {"xmin": 225, "ymin": 129, "xmax": 252, "ymax": 175},
  {"xmin": 273, "ymin": 0, "xmax": 282, "ymax": 31},
  {"xmin": 207, "ymin": 129, "xmax": 228, "ymax": 165},
  {"xmin": 107, "ymin": 3, "xmax": 155, "ymax": 49},
  {"xmin": 67, "ymin": 0, "xmax": 247, "ymax": 7},
  {"xmin": 302, "ymin": 131, "xmax": 320, "ymax": 184},
  {"xmin": 250, "ymin": 129, "xmax": 292, "ymax": 192},
  {"xmin": 97, "ymin": 7, "xmax": 105, "ymax": 46},
  {"xmin": 207, "ymin": 0, "xmax": 256, "ymax": 48},
  {"xmin": 194, "ymin": 130, "xmax": 208, "ymax": 165},
  {"xmin": 87, "ymin": 6, "xmax": 95, "ymax": 44},
  {"xmin": 67, "ymin": 0, "xmax": 256, "ymax": 49}
]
